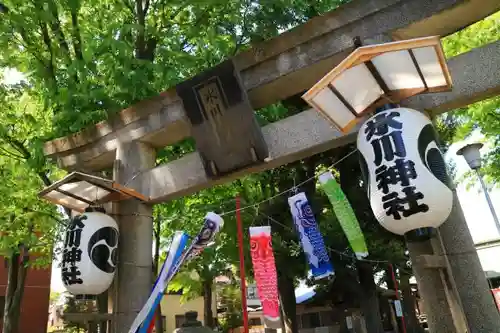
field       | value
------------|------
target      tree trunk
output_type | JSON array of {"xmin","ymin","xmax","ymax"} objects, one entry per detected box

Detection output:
[
  {"xmin": 357, "ymin": 261, "xmax": 384, "ymax": 333},
  {"xmin": 2, "ymin": 250, "xmax": 29, "ymax": 333},
  {"xmin": 399, "ymin": 272, "xmax": 424, "ymax": 333},
  {"xmin": 203, "ymin": 279, "xmax": 214, "ymax": 328},
  {"xmin": 278, "ymin": 275, "xmax": 298, "ymax": 333}
]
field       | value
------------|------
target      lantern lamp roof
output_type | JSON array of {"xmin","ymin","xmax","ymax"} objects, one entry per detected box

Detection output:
[
  {"xmin": 38, "ymin": 171, "xmax": 149, "ymax": 212},
  {"xmin": 302, "ymin": 36, "xmax": 452, "ymax": 133},
  {"xmin": 456, "ymin": 142, "xmax": 484, "ymax": 156}
]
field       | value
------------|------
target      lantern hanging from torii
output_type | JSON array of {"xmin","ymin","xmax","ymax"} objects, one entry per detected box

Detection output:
[
  {"xmin": 61, "ymin": 207, "xmax": 119, "ymax": 295},
  {"xmin": 302, "ymin": 36, "xmax": 454, "ymax": 240},
  {"xmin": 38, "ymin": 172, "xmax": 149, "ymax": 296},
  {"xmin": 357, "ymin": 107, "xmax": 453, "ymax": 237}
]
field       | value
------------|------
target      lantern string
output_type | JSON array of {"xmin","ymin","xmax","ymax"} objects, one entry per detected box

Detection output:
[
  {"xmin": 239, "ymin": 208, "xmax": 410, "ymax": 277},
  {"xmin": 57, "ymin": 146, "xmax": 477, "ymax": 282},
  {"xmin": 254, "ymin": 210, "xmax": 392, "ymax": 265},
  {"xmin": 218, "ymin": 148, "xmax": 359, "ymax": 217},
  {"xmin": 72, "ymin": 149, "xmax": 358, "ymax": 221},
  {"xmin": 246, "ymin": 209, "xmax": 498, "ymax": 277}
]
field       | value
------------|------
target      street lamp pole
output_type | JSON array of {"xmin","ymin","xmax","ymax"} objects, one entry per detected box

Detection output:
[
  {"xmin": 457, "ymin": 143, "xmax": 500, "ymax": 235},
  {"xmin": 475, "ymin": 169, "xmax": 500, "ymax": 234}
]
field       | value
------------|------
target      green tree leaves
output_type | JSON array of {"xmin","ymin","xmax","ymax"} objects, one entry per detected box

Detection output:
[{"xmin": 441, "ymin": 11, "xmax": 500, "ymax": 184}]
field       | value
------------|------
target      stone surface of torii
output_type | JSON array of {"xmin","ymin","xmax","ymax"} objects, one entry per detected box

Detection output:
[
  {"xmin": 43, "ymin": 0, "xmax": 500, "ymax": 174},
  {"xmin": 127, "ymin": 40, "xmax": 500, "ymax": 203}
]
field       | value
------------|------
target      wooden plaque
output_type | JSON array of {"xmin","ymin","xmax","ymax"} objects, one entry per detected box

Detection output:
[{"xmin": 176, "ymin": 60, "xmax": 268, "ymax": 177}]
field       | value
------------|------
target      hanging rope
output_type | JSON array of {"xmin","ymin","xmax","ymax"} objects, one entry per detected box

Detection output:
[{"xmin": 218, "ymin": 149, "xmax": 359, "ymax": 217}]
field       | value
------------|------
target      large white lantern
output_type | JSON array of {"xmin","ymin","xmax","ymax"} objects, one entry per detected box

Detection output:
[
  {"xmin": 357, "ymin": 107, "xmax": 453, "ymax": 237},
  {"xmin": 61, "ymin": 207, "xmax": 119, "ymax": 295}
]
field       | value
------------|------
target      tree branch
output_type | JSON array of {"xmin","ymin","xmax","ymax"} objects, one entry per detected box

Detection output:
[
  {"xmin": 135, "ymin": 0, "xmax": 147, "ymax": 59},
  {"xmin": 70, "ymin": 5, "xmax": 83, "ymax": 61},
  {"xmin": 1, "ymin": 132, "xmax": 52, "ymax": 187},
  {"xmin": 143, "ymin": 0, "xmax": 151, "ymax": 17},
  {"xmin": 233, "ymin": 1, "xmax": 251, "ymax": 56},
  {"xmin": 4, "ymin": 12, "xmax": 51, "ymax": 79},
  {"xmin": 39, "ymin": 21, "xmax": 59, "ymax": 93},
  {"xmin": 47, "ymin": 0, "xmax": 73, "ymax": 65},
  {"xmin": 0, "ymin": 146, "xmax": 25, "ymax": 160},
  {"xmin": 0, "ymin": 1, "xmax": 9, "ymax": 13},
  {"xmin": 122, "ymin": 0, "xmax": 135, "ymax": 14},
  {"xmin": 157, "ymin": 1, "xmax": 192, "ymax": 34}
]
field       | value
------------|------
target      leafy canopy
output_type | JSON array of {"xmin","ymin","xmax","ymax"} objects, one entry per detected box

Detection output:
[{"xmin": 441, "ymin": 11, "xmax": 500, "ymax": 184}]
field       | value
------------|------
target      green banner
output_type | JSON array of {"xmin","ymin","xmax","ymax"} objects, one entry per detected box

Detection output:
[{"xmin": 319, "ymin": 171, "xmax": 368, "ymax": 259}]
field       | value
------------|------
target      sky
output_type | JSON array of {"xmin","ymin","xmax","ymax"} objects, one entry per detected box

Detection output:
[{"xmin": 1, "ymin": 68, "xmax": 25, "ymax": 85}]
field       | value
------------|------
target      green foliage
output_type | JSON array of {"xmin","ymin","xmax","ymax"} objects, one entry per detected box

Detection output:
[
  {"xmin": 0, "ymin": 83, "xmax": 62, "ymax": 266},
  {"xmin": 0, "ymin": 0, "xmax": 349, "ymax": 141},
  {"xmin": 217, "ymin": 283, "xmax": 243, "ymax": 332},
  {"xmin": 441, "ymin": 11, "xmax": 500, "ymax": 184},
  {"xmin": 442, "ymin": 11, "xmax": 500, "ymax": 58},
  {"xmin": 62, "ymin": 294, "xmax": 95, "ymax": 332},
  {"xmin": 0, "ymin": 71, "xmax": 63, "ymax": 333},
  {"xmin": 6, "ymin": 1, "xmax": 497, "ymax": 329}
]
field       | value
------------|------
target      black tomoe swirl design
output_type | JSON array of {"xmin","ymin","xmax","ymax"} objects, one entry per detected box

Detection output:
[
  {"xmin": 87, "ymin": 227, "xmax": 119, "ymax": 273},
  {"xmin": 358, "ymin": 152, "xmax": 371, "ymax": 198},
  {"xmin": 418, "ymin": 124, "xmax": 451, "ymax": 189}
]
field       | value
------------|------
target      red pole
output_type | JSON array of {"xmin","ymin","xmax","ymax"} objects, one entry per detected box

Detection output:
[
  {"xmin": 236, "ymin": 196, "xmax": 249, "ymax": 333},
  {"xmin": 389, "ymin": 263, "xmax": 407, "ymax": 333}
]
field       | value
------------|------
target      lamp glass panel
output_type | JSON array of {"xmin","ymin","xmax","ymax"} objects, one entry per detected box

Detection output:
[
  {"xmin": 371, "ymin": 50, "xmax": 425, "ymax": 90},
  {"xmin": 331, "ymin": 63, "xmax": 383, "ymax": 115},
  {"xmin": 45, "ymin": 190, "xmax": 88, "ymax": 211},
  {"xmin": 412, "ymin": 46, "xmax": 447, "ymax": 88},
  {"xmin": 312, "ymin": 88, "xmax": 356, "ymax": 129},
  {"xmin": 460, "ymin": 146, "xmax": 482, "ymax": 169},
  {"xmin": 59, "ymin": 180, "xmax": 112, "ymax": 201}
]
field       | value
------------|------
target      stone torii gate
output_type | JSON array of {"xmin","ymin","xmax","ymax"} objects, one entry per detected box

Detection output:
[{"xmin": 42, "ymin": 0, "xmax": 500, "ymax": 332}]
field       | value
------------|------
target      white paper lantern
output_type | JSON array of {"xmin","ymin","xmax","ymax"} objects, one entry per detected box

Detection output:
[
  {"xmin": 61, "ymin": 208, "xmax": 119, "ymax": 295},
  {"xmin": 356, "ymin": 107, "xmax": 453, "ymax": 236}
]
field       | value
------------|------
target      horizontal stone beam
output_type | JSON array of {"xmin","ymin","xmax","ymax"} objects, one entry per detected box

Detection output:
[
  {"xmin": 43, "ymin": 0, "xmax": 500, "ymax": 171},
  {"xmin": 134, "ymin": 112, "xmax": 359, "ymax": 203},
  {"xmin": 128, "ymin": 41, "xmax": 500, "ymax": 203},
  {"xmin": 404, "ymin": 41, "xmax": 500, "ymax": 112}
]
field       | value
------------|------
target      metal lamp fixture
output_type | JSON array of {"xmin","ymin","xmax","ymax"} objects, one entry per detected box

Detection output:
[
  {"xmin": 456, "ymin": 142, "xmax": 484, "ymax": 170},
  {"xmin": 302, "ymin": 36, "xmax": 452, "ymax": 133},
  {"xmin": 457, "ymin": 142, "xmax": 500, "ymax": 235}
]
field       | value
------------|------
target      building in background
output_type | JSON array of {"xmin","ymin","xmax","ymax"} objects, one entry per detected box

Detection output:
[
  {"xmin": 476, "ymin": 237, "xmax": 500, "ymax": 288},
  {"xmin": 0, "ymin": 257, "xmax": 52, "ymax": 333},
  {"xmin": 47, "ymin": 294, "xmax": 65, "ymax": 332},
  {"xmin": 474, "ymin": 237, "xmax": 500, "ymax": 311},
  {"xmin": 160, "ymin": 289, "xmax": 217, "ymax": 333}
]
